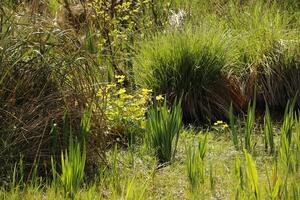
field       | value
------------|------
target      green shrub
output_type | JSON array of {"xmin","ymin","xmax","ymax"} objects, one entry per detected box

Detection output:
[
  {"xmin": 145, "ymin": 99, "xmax": 182, "ymax": 163},
  {"xmin": 135, "ymin": 27, "xmax": 244, "ymax": 123}
]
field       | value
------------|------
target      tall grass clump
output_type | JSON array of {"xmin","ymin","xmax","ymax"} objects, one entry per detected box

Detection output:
[
  {"xmin": 145, "ymin": 99, "xmax": 182, "ymax": 163},
  {"xmin": 56, "ymin": 136, "xmax": 86, "ymax": 198},
  {"xmin": 0, "ymin": 9, "xmax": 107, "ymax": 182},
  {"xmin": 50, "ymin": 109, "xmax": 91, "ymax": 197},
  {"xmin": 135, "ymin": 27, "xmax": 245, "ymax": 123},
  {"xmin": 224, "ymin": 1, "xmax": 300, "ymax": 109}
]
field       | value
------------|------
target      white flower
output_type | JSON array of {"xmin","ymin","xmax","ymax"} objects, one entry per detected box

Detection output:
[{"xmin": 169, "ymin": 9, "xmax": 187, "ymax": 29}]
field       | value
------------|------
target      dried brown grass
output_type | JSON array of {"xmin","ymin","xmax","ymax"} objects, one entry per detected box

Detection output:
[{"xmin": 0, "ymin": 10, "xmax": 107, "ymax": 182}]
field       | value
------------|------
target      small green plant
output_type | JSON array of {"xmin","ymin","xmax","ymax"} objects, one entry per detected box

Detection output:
[
  {"xmin": 209, "ymin": 163, "xmax": 216, "ymax": 192},
  {"xmin": 198, "ymin": 134, "xmax": 208, "ymax": 160},
  {"xmin": 294, "ymin": 116, "xmax": 300, "ymax": 171},
  {"xmin": 51, "ymin": 109, "xmax": 91, "ymax": 198},
  {"xmin": 123, "ymin": 177, "xmax": 147, "ymax": 200},
  {"xmin": 279, "ymin": 131, "xmax": 291, "ymax": 172},
  {"xmin": 264, "ymin": 104, "xmax": 275, "ymax": 154},
  {"xmin": 244, "ymin": 150, "xmax": 261, "ymax": 200},
  {"xmin": 110, "ymin": 145, "xmax": 121, "ymax": 193},
  {"xmin": 245, "ymin": 97, "xmax": 256, "ymax": 152},
  {"xmin": 11, "ymin": 157, "xmax": 24, "ymax": 189},
  {"xmin": 145, "ymin": 99, "xmax": 182, "ymax": 163},
  {"xmin": 278, "ymin": 99, "xmax": 297, "ymax": 173},
  {"xmin": 229, "ymin": 103, "xmax": 239, "ymax": 150},
  {"xmin": 48, "ymin": 0, "xmax": 60, "ymax": 16},
  {"xmin": 234, "ymin": 155, "xmax": 245, "ymax": 199},
  {"xmin": 234, "ymin": 156, "xmax": 245, "ymax": 199},
  {"xmin": 186, "ymin": 143, "xmax": 205, "ymax": 192},
  {"xmin": 212, "ymin": 120, "xmax": 229, "ymax": 134},
  {"xmin": 265, "ymin": 163, "xmax": 283, "ymax": 200},
  {"xmin": 60, "ymin": 136, "xmax": 86, "ymax": 198},
  {"xmin": 281, "ymin": 99, "xmax": 296, "ymax": 145},
  {"xmin": 186, "ymin": 134, "xmax": 208, "ymax": 192}
]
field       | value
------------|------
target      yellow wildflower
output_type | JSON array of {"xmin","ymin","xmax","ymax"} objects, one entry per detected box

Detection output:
[
  {"xmin": 140, "ymin": 121, "xmax": 146, "ymax": 129},
  {"xmin": 156, "ymin": 95, "xmax": 164, "ymax": 101},
  {"xmin": 141, "ymin": 88, "xmax": 152, "ymax": 95},
  {"xmin": 117, "ymin": 79, "xmax": 124, "ymax": 83},
  {"xmin": 124, "ymin": 94, "xmax": 134, "ymax": 99},
  {"xmin": 222, "ymin": 124, "xmax": 229, "ymax": 128},
  {"xmin": 97, "ymin": 89, "xmax": 103, "ymax": 97},
  {"xmin": 116, "ymin": 88, "xmax": 126, "ymax": 95},
  {"xmin": 115, "ymin": 75, "xmax": 125, "ymax": 79},
  {"xmin": 214, "ymin": 120, "xmax": 224, "ymax": 126},
  {"xmin": 107, "ymin": 84, "xmax": 116, "ymax": 89},
  {"xmin": 115, "ymin": 75, "xmax": 125, "ymax": 83}
]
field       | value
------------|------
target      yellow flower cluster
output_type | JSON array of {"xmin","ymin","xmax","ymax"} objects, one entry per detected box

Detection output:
[
  {"xmin": 155, "ymin": 95, "xmax": 164, "ymax": 101},
  {"xmin": 115, "ymin": 75, "xmax": 125, "ymax": 83},
  {"xmin": 97, "ymin": 76, "xmax": 152, "ymax": 132},
  {"xmin": 213, "ymin": 120, "xmax": 229, "ymax": 129}
]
